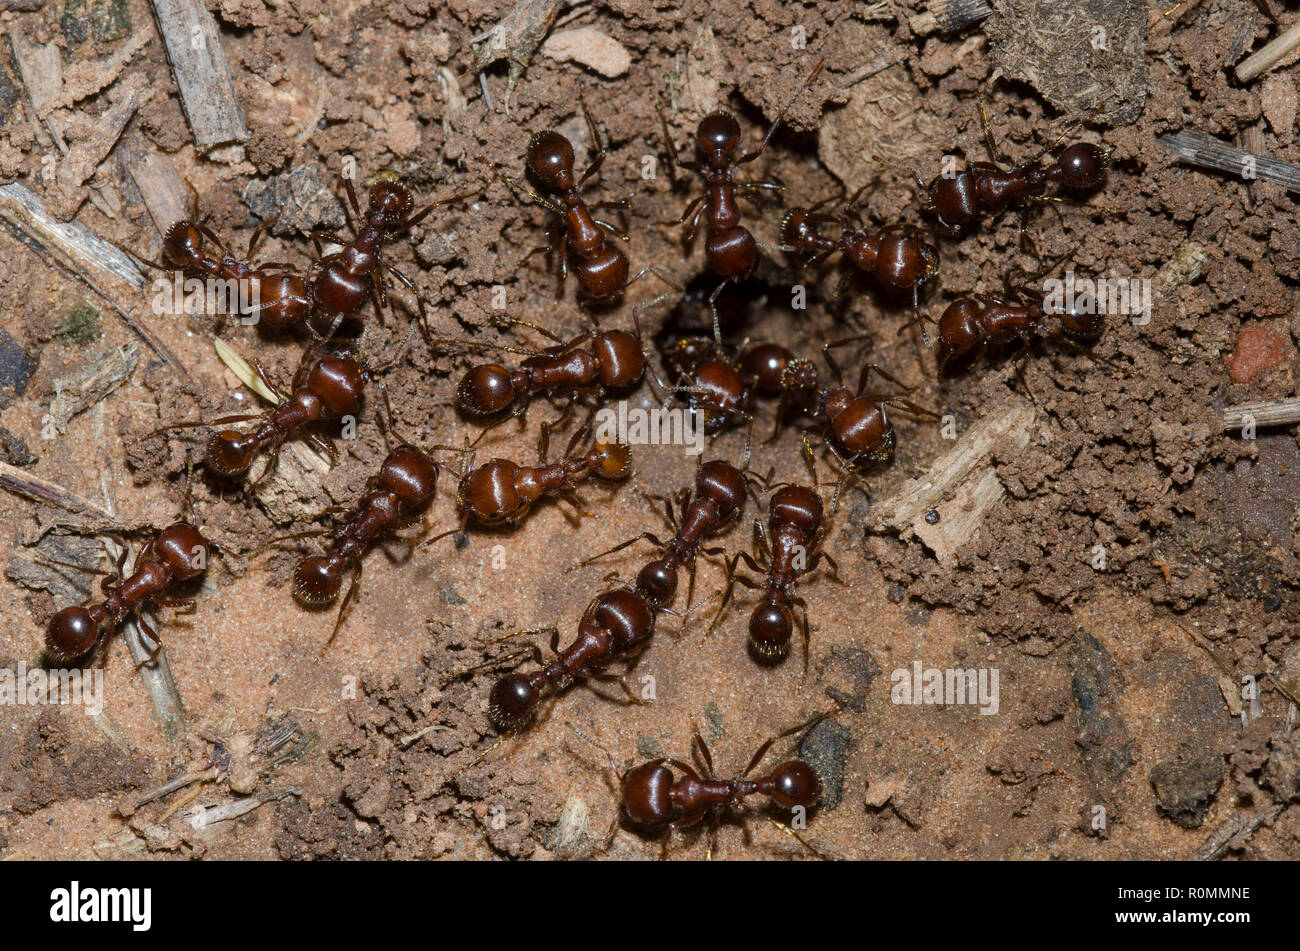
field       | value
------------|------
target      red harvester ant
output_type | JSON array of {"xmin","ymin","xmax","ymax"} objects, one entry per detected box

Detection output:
[
  {"xmin": 660, "ymin": 59, "xmax": 825, "ymax": 340},
  {"xmin": 45, "ymin": 522, "xmax": 213, "ymax": 666}
]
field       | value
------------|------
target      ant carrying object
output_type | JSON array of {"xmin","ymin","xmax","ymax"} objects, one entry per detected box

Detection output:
[
  {"xmin": 44, "ymin": 522, "xmax": 213, "ymax": 666},
  {"xmin": 916, "ymin": 101, "xmax": 1109, "ymax": 238},
  {"xmin": 711, "ymin": 480, "xmax": 841, "ymax": 670},
  {"xmin": 660, "ymin": 58, "xmax": 825, "ymax": 341},
  {"xmin": 571, "ymin": 714, "xmax": 827, "ymax": 859},
  {"xmin": 498, "ymin": 98, "xmax": 677, "ymax": 312},
  {"xmin": 143, "ymin": 347, "xmax": 380, "ymax": 482}
]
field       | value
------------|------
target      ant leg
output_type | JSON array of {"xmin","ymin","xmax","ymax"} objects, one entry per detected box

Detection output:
[
  {"xmin": 402, "ymin": 184, "xmax": 488, "ymax": 234},
  {"xmin": 976, "ymin": 98, "xmax": 1011, "ymax": 166},
  {"xmin": 736, "ymin": 58, "xmax": 826, "ymax": 164},
  {"xmin": 382, "ymin": 260, "xmax": 433, "ymax": 343},
  {"xmin": 656, "ymin": 105, "xmax": 703, "ymax": 186},
  {"xmin": 342, "ymin": 177, "xmax": 363, "ymax": 227},
  {"xmin": 246, "ymin": 214, "xmax": 281, "ymax": 261},
  {"xmin": 322, "ymin": 562, "xmax": 362, "ymax": 653},
  {"xmin": 592, "ymin": 217, "xmax": 630, "ymax": 242},
  {"xmin": 706, "ymin": 280, "xmax": 731, "ymax": 350},
  {"xmin": 574, "ymin": 532, "xmax": 662, "ymax": 569},
  {"xmin": 577, "ymin": 94, "xmax": 608, "ymax": 189},
  {"xmin": 740, "ymin": 710, "xmax": 829, "ymax": 779}
]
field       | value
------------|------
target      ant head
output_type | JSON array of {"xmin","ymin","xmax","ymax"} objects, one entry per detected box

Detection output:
[
  {"xmin": 207, "ymin": 431, "xmax": 259, "ymax": 477},
  {"xmin": 592, "ymin": 331, "xmax": 645, "ymax": 389},
  {"xmin": 749, "ymin": 601, "xmax": 793, "ymax": 662},
  {"xmin": 740, "ymin": 343, "xmax": 794, "ymax": 397},
  {"xmin": 457, "ymin": 365, "xmax": 517, "ymax": 417},
  {"xmin": 153, "ymin": 522, "xmax": 211, "ymax": 581},
  {"xmin": 769, "ymin": 760, "xmax": 820, "ymax": 809},
  {"xmin": 525, "ymin": 131, "xmax": 576, "ymax": 189},
  {"xmin": 162, "ymin": 221, "xmax": 203, "ymax": 268},
  {"xmin": 367, "ymin": 180, "xmax": 415, "ymax": 230},
  {"xmin": 378, "ymin": 445, "xmax": 439, "ymax": 508},
  {"xmin": 46, "ymin": 605, "xmax": 103, "ymax": 662},
  {"xmin": 780, "ymin": 209, "xmax": 820, "ymax": 253},
  {"xmin": 593, "ymin": 441, "xmax": 632, "ymax": 480},
  {"xmin": 635, "ymin": 557, "xmax": 678, "ymax": 608},
  {"xmin": 696, "ymin": 112, "xmax": 741, "ymax": 157},
  {"xmin": 489, "ymin": 673, "xmax": 538, "ymax": 731},
  {"xmin": 695, "ymin": 460, "xmax": 747, "ymax": 519},
  {"xmin": 621, "ymin": 761, "xmax": 675, "ymax": 828},
  {"xmin": 310, "ymin": 355, "xmax": 366, "ymax": 417},
  {"xmin": 769, "ymin": 485, "xmax": 823, "ymax": 537},
  {"xmin": 293, "ymin": 556, "xmax": 343, "ymax": 606},
  {"xmin": 254, "ymin": 273, "xmax": 311, "ymax": 329},
  {"xmin": 1056, "ymin": 143, "xmax": 1108, "ymax": 189}
]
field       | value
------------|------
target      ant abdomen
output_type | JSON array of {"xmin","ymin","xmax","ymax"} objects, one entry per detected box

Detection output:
[
  {"xmin": 767, "ymin": 760, "xmax": 821, "ymax": 809},
  {"xmin": 1054, "ymin": 143, "xmax": 1108, "ymax": 189},
  {"xmin": 749, "ymin": 600, "xmax": 794, "ymax": 662},
  {"xmin": 162, "ymin": 221, "xmax": 205, "ymax": 271},
  {"xmin": 635, "ymin": 557, "xmax": 678, "ymax": 608},
  {"xmin": 294, "ymin": 556, "xmax": 343, "ymax": 607},
  {"xmin": 46, "ymin": 605, "xmax": 105, "ymax": 663},
  {"xmin": 207, "ymin": 431, "xmax": 260, "ymax": 476},
  {"xmin": 740, "ymin": 344, "xmax": 796, "ymax": 397},
  {"xmin": 457, "ymin": 365, "xmax": 519, "ymax": 417},
  {"xmin": 489, "ymin": 673, "xmax": 539, "ymax": 730}
]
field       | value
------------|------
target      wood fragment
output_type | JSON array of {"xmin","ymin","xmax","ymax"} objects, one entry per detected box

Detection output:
[
  {"xmin": 910, "ymin": 0, "xmax": 993, "ymax": 36},
  {"xmin": 1151, "ymin": 240, "xmax": 1207, "ymax": 301},
  {"xmin": 870, "ymin": 400, "xmax": 1036, "ymax": 564},
  {"xmin": 1157, "ymin": 130, "xmax": 1300, "ymax": 192},
  {"xmin": 105, "ymin": 535, "xmax": 187, "ymax": 740},
  {"xmin": 0, "ymin": 460, "xmax": 116, "ymax": 518},
  {"xmin": 117, "ymin": 132, "xmax": 191, "ymax": 235},
  {"xmin": 1222, "ymin": 398, "xmax": 1300, "ymax": 431},
  {"xmin": 1236, "ymin": 19, "xmax": 1300, "ymax": 83},
  {"xmin": 148, "ymin": 0, "xmax": 249, "ymax": 151},
  {"xmin": 0, "ymin": 182, "xmax": 189, "ymax": 378},
  {"xmin": 117, "ymin": 768, "xmax": 221, "ymax": 817},
  {"xmin": 1191, "ymin": 805, "xmax": 1283, "ymax": 861},
  {"xmin": 186, "ymin": 788, "xmax": 300, "ymax": 829},
  {"xmin": 49, "ymin": 343, "xmax": 140, "ymax": 431}
]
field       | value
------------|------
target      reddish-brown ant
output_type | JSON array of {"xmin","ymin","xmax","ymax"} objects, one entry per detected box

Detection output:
[
  {"xmin": 781, "ymin": 195, "xmax": 940, "ymax": 304},
  {"xmin": 498, "ymin": 100, "xmax": 675, "ymax": 312},
  {"xmin": 571, "ymin": 716, "xmax": 826, "ymax": 858},
  {"xmin": 138, "ymin": 218, "xmax": 311, "ymax": 330},
  {"xmin": 288, "ymin": 437, "xmax": 440, "ymax": 650},
  {"xmin": 309, "ymin": 177, "xmax": 475, "ymax": 339},
  {"xmin": 773, "ymin": 340, "xmax": 938, "ymax": 473},
  {"xmin": 712, "ymin": 482, "xmax": 841, "ymax": 669},
  {"xmin": 660, "ymin": 59, "xmax": 825, "ymax": 340},
  {"xmin": 455, "ymin": 419, "xmax": 631, "ymax": 527},
  {"xmin": 935, "ymin": 287, "xmax": 1104, "ymax": 372},
  {"xmin": 917, "ymin": 102, "xmax": 1109, "ymax": 237},
  {"xmin": 579, "ymin": 458, "xmax": 749, "ymax": 610},
  {"xmin": 455, "ymin": 319, "xmax": 646, "ymax": 420},
  {"xmin": 144, "ymin": 348, "xmax": 375, "ymax": 481},
  {"xmin": 487, "ymin": 587, "xmax": 657, "ymax": 732},
  {"xmin": 44, "ymin": 522, "xmax": 212, "ymax": 665},
  {"xmin": 659, "ymin": 337, "xmax": 798, "ymax": 433}
]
